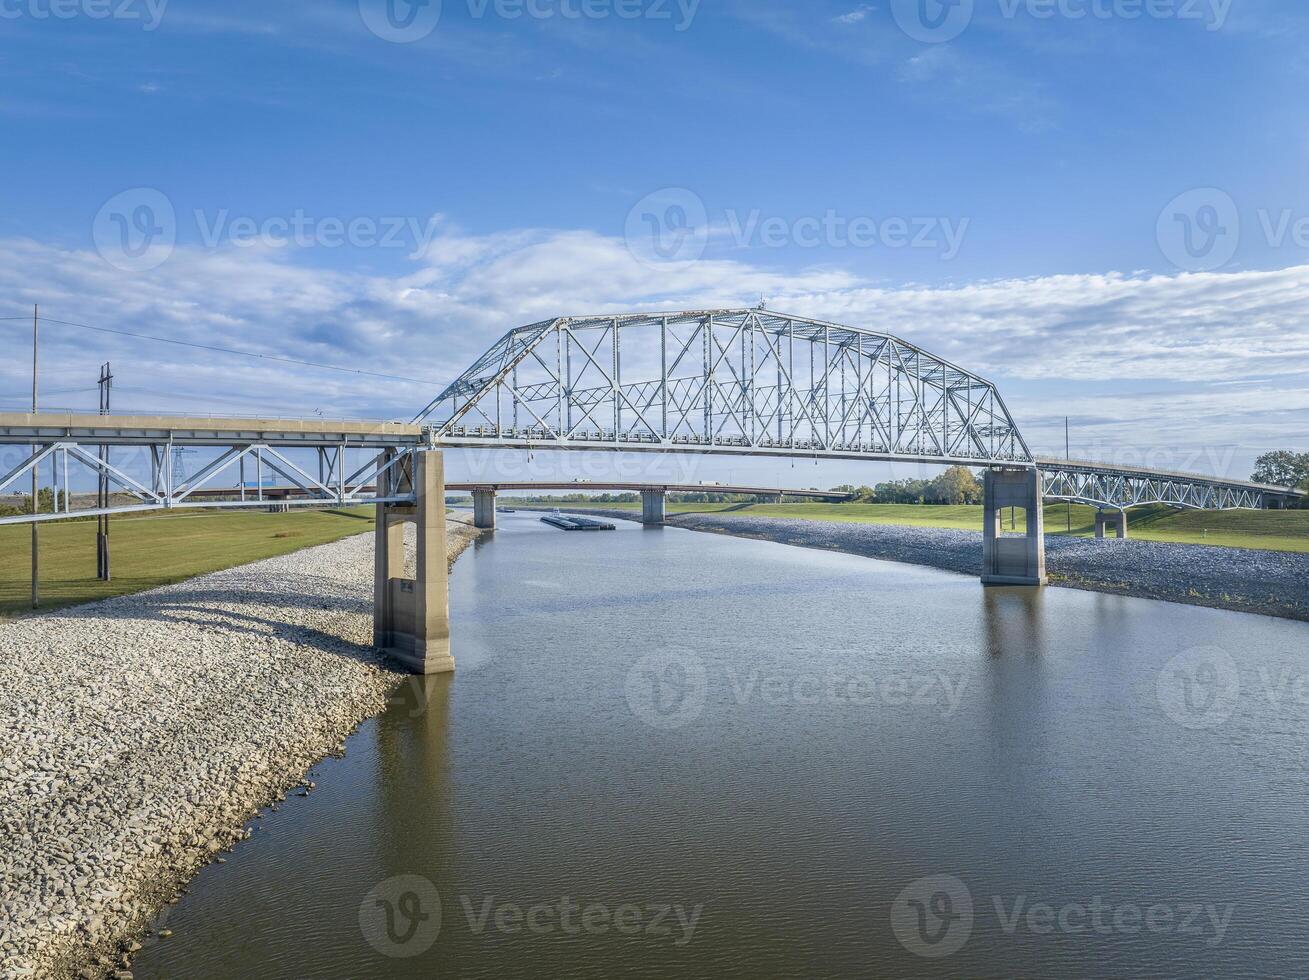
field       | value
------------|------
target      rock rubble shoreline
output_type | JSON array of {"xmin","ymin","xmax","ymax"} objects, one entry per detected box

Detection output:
[{"xmin": 0, "ymin": 520, "xmax": 482, "ymax": 980}]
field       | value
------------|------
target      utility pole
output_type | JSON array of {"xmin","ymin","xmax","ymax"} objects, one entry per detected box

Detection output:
[
  {"xmin": 97, "ymin": 362, "xmax": 114, "ymax": 580},
  {"xmin": 1065, "ymin": 416, "xmax": 1072, "ymax": 533},
  {"xmin": 31, "ymin": 305, "xmax": 38, "ymax": 608}
]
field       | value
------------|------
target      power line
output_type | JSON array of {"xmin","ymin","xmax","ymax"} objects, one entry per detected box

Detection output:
[{"xmin": 1, "ymin": 313, "xmax": 444, "ymax": 387}]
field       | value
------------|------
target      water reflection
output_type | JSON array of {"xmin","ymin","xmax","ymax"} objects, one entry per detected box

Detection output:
[
  {"xmin": 981, "ymin": 586, "xmax": 1046, "ymax": 659},
  {"xmin": 132, "ymin": 515, "xmax": 1309, "ymax": 979}
]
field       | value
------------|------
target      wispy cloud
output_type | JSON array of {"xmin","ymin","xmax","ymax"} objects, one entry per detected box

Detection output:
[{"xmin": 1, "ymin": 231, "xmax": 1305, "ymax": 474}]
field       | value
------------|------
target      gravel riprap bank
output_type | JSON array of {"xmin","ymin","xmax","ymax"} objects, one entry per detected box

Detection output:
[
  {"xmin": 552, "ymin": 509, "xmax": 1309, "ymax": 623},
  {"xmin": 0, "ymin": 519, "xmax": 482, "ymax": 980}
]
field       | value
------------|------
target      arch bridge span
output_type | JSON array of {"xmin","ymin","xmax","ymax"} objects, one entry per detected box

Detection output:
[{"xmin": 0, "ymin": 309, "xmax": 1303, "ymax": 674}]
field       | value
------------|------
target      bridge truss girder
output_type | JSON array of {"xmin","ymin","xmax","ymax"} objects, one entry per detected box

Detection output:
[
  {"xmin": 1041, "ymin": 467, "xmax": 1268, "ymax": 512},
  {"xmin": 0, "ymin": 439, "xmax": 421, "ymax": 526},
  {"xmin": 417, "ymin": 310, "xmax": 1033, "ymax": 467}
]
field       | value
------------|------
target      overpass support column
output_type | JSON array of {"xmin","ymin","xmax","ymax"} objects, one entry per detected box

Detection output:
[
  {"xmin": 641, "ymin": 489, "xmax": 667, "ymax": 526},
  {"xmin": 1095, "ymin": 509, "xmax": 1128, "ymax": 539},
  {"xmin": 374, "ymin": 449, "xmax": 454, "ymax": 675},
  {"xmin": 982, "ymin": 467, "xmax": 1047, "ymax": 587},
  {"xmin": 472, "ymin": 489, "xmax": 497, "ymax": 530}
]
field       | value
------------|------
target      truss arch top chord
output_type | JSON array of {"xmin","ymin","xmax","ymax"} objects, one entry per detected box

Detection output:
[{"xmin": 416, "ymin": 309, "xmax": 1034, "ymax": 466}]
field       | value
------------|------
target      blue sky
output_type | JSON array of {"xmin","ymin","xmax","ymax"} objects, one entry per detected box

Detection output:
[{"xmin": 1, "ymin": 0, "xmax": 1308, "ymax": 486}]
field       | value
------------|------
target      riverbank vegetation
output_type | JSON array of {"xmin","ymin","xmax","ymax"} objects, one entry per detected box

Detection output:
[
  {"xmin": 0, "ymin": 508, "xmax": 377, "ymax": 618},
  {"xmin": 508, "ymin": 499, "xmax": 1309, "ymax": 554}
]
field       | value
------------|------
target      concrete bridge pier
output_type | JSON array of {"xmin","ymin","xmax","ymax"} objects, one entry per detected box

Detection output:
[
  {"xmin": 374, "ymin": 449, "xmax": 453, "ymax": 675},
  {"xmin": 982, "ymin": 467, "xmax": 1047, "ymax": 587},
  {"xmin": 1095, "ymin": 509, "xmax": 1128, "ymax": 539},
  {"xmin": 641, "ymin": 489, "xmax": 667, "ymax": 525},
  {"xmin": 472, "ymin": 488, "xmax": 497, "ymax": 530}
]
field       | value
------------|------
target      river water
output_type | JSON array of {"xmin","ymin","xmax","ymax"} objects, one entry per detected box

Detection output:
[{"xmin": 133, "ymin": 513, "xmax": 1309, "ymax": 978}]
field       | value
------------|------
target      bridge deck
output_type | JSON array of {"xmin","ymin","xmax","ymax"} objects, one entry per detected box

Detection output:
[
  {"xmin": 1034, "ymin": 456, "xmax": 1304, "ymax": 497},
  {"xmin": 0, "ymin": 412, "xmax": 426, "ymax": 448}
]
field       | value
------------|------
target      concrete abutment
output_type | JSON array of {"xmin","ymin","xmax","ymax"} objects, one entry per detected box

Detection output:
[
  {"xmin": 374, "ymin": 449, "xmax": 453, "ymax": 675},
  {"xmin": 641, "ymin": 489, "xmax": 667, "ymax": 525},
  {"xmin": 1095, "ymin": 509, "xmax": 1128, "ymax": 539},
  {"xmin": 472, "ymin": 489, "xmax": 497, "ymax": 530},
  {"xmin": 982, "ymin": 467, "xmax": 1047, "ymax": 587}
]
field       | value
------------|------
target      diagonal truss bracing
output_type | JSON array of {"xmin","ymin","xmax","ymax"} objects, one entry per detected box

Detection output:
[
  {"xmin": 0, "ymin": 440, "xmax": 423, "ymax": 526},
  {"xmin": 1041, "ymin": 465, "xmax": 1270, "ymax": 511},
  {"xmin": 416, "ymin": 309, "xmax": 1033, "ymax": 466}
]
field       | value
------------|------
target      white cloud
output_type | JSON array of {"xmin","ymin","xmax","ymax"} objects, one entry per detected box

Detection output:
[
  {"xmin": 832, "ymin": 5, "xmax": 874, "ymax": 24},
  {"xmin": 0, "ymin": 230, "xmax": 1306, "ymax": 479}
]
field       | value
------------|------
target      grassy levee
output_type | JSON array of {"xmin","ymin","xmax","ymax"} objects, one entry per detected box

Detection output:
[
  {"xmin": 506, "ymin": 499, "xmax": 1309, "ymax": 554},
  {"xmin": 0, "ymin": 507, "xmax": 378, "ymax": 619}
]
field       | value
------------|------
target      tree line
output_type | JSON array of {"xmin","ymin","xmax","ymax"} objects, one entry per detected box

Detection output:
[{"xmin": 1252, "ymin": 451, "xmax": 1309, "ymax": 491}]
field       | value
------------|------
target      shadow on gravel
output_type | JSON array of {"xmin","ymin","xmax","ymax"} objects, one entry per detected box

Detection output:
[{"xmin": 140, "ymin": 601, "xmax": 397, "ymax": 671}]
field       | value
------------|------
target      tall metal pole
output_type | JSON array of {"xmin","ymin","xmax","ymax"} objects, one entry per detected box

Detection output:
[
  {"xmin": 98, "ymin": 362, "xmax": 113, "ymax": 580},
  {"xmin": 31, "ymin": 305, "xmax": 39, "ymax": 608},
  {"xmin": 1065, "ymin": 416, "xmax": 1072, "ymax": 533}
]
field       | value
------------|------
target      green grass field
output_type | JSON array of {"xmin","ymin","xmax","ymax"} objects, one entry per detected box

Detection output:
[
  {"xmin": 507, "ymin": 499, "xmax": 1309, "ymax": 554},
  {"xmin": 0, "ymin": 508, "xmax": 377, "ymax": 619}
]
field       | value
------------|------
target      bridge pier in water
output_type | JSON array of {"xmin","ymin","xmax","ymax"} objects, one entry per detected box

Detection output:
[
  {"xmin": 374, "ymin": 449, "xmax": 454, "ymax": 675},
  {"xmin": 472, "ymin": 489, "xmax": 497, "ymax": 530},
  {"xmin": 982, "ymin": 467, "xmax": 1047, "ymax": 587},
  {"xmin": 1095, "ymin": 509, "xmax": 1128, "ymax": 539},
  {"xmin": 641, "ymin": 489, "xmax": 666, "ymax": 525}
]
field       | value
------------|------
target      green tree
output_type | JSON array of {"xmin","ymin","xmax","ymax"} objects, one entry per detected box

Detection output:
[
  {"xmin": 926, "ymin": 465, "xmax": 983, "ymax": 505},
  {"xmin": 1252, "ymin": 451, "xmax": 1309, "ymax": 488}
]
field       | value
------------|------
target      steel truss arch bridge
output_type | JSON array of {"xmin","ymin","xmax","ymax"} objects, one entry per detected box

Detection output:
[
  {"xmin": 415, "ymin": 309, "xmax": 1301, "ymax": 514},
  {"xmin": 1, "ymin": 307, "xmax": 1303, "ymax": 672}
]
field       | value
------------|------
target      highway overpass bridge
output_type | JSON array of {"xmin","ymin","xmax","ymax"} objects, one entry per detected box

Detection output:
[{"xmin": 1, "ymin": 309, "xmax": 1303, "ymax": 673}]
